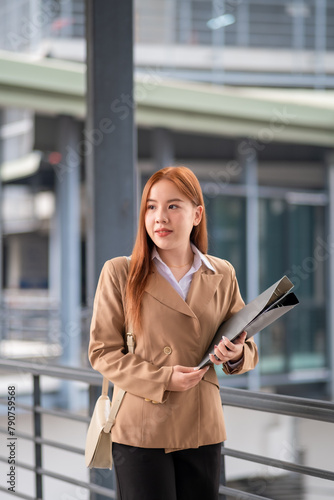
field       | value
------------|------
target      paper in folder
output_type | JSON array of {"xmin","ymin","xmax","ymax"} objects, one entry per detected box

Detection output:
[{"xmin": 198, "ymin": 275, "xmax": 299, "ymax": 369}]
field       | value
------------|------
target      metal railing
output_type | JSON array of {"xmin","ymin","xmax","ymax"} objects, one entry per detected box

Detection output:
[
  {"xmin": 0, "ymin": 358, "xmax": 334, "ymax": 500},
  {"xmin": 0, "ymin": 0, "xmax": 333, "ymax": 87},
  {"xmin": 135, "ymin": 0, "xmax": 334, "ymax": 51}
]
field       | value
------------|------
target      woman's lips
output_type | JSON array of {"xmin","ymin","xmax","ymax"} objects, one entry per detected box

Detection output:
[{"xmin": 155, "ymin": 229, "xmax": 172, "ymax": 237}]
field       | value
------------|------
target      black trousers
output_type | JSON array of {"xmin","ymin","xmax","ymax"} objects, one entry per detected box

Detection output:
[{"xmin": 112, "ymin": 442, "xmax": 222, "ymax": 500}]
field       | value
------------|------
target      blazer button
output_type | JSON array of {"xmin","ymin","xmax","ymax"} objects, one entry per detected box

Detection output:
[
  {"xmin": 144, "ymin": 398, "xmax": 152, "ymax": 402},
  {"xmin": 163, "ymin": 346, "xmax": 172, "ymax": 355}
]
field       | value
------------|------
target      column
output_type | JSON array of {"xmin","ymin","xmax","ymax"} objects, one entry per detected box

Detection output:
[
  {"xmin": 238, "ymin": 141, "xmax": 261, "ymax": 391},
  {"xmin": 56, "ymin": 115, "xmax": 81, "ymax": 410},
  {"xmin": 152, "ymin": 127, "xmax": 174, "ymax": 170},
  {"xmin": 85, "ymin": 0, "xmax": 137, "ymax": 304},
  {"xmin": 86, "ymin": 2, "xmax": 136, "ymax": 496},
  {"xmin": 326, "ymin": 152, "xmax": 334, "ymax": 400}
]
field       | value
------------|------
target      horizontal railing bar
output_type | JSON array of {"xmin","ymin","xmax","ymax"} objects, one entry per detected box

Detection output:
[
  {"xmin": 1, "ymin": 360, "xmax": 333, "ymax": 423},
  {"xmin": 0, "ymin": 485, "xmax": 37, "ymax": 500},
  {"xmin": 34, "ymin": 467, "xmax": 117, "ymax": 498},
  {"xmin": 0, "ymin": 400, "xmax": 34, "ymax": 410},
  {"xmin": 221, "ymin": 387, "xmax": 334, "ymax": 424},
  {"xmin": 222, "ymin": 447, "xmax": 334, "ymax": 481},
  {"xmin": 221, "ymin": 388, "xmax": 334, "ymax": 412},
  {"xmin": 223, "ymin": 387, "xmax": 334, "ymax": 411},
  {"xmin": 33, "ymin": 405, "xmax": 90, "ymax": 423},
  {"xmin": 0, "ymin": 455, "xmax": 38, "ymax": 472},
  {"xmin": 0, "ymin": 359, "xmax": 101, "ymax": 385},
  {"xmin": 0, "ymin": 457, "xmax": 116, "ymax": 498},
  {"xmin": 0, "ymin": 400, "xmax": 91, "ymax": 423},
  {"xmin": 35, "ymin": 436, "xmax": 84, "ymax": 455},
  {"xmin": 0, "ymin": 427, "xmax": 84, "ymax": 454},
  {"xmin": 219, "ymin": 484, "xmax": 270, "ymax": 500}
]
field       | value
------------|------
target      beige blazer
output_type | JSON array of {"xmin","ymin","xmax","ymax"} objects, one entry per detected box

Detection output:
[{"xmin": 89, "ymin": 255, "xmax": 258, "ymax": 451}]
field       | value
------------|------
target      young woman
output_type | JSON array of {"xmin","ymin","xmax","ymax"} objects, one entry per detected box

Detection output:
[{"xmin": 89, "ymin": 166, "xmax": 258, "ymax": 500}]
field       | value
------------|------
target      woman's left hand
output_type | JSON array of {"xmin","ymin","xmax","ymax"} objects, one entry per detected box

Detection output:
[{"xmin": 209, "ymin": 331, "xmax": 247, "ymax": 365}]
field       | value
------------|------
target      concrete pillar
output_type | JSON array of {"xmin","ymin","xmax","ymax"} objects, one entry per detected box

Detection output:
[
  {"xmin": 326, "ymin": 152, "xmax": 334, "ymax": 400},
  {"xmin": 56, "ymin": 115, "xmax": 81, "ymax": 410},
  {"xmin": 152, "ymin": 127, "xmax": 174, "ymax": 170},
  {"xmin": 85, "ymin": 0, "xmax": 137, "ymax": 305},
  {"xmin": 238, "ymin": 141, "xmax": 261, "ymax": 391},
  {"xmin": 86, "ymin": 1, "xmax": 136, "ymax": 495}
]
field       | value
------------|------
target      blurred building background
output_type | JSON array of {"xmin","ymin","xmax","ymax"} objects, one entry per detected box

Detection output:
[{"xmin": 0, "ymin": 1, "xmax": 333, "ymax": 499}]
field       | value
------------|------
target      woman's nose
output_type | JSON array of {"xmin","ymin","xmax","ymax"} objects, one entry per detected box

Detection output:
[{"xmin": 155, "ymin": 209, "xmax": 168, "ymax": 223}]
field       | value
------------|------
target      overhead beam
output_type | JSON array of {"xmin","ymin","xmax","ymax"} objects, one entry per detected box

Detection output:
[{"xmin": 0, "ymin": 50, "xmax": 333, "ymax": 147}]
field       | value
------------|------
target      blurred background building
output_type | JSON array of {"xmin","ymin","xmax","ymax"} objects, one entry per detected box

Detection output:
[{"xmin": 0, "ymin": 1, "xmax": 333, "ymax": 498}]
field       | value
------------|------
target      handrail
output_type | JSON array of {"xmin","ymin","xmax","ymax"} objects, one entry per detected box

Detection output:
[
  {"xmin": 0, "ymin": 358, "xmax": 101, "ymax": 384},
  {"xmin": 0, "ymin": 359, "xmax": 334, "ymax": 499},
  {"xmin": 220, "ymin": 386, "xmax": 334, "ymax": 423}
]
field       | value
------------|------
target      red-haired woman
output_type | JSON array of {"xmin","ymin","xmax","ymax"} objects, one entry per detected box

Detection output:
[{"xmin": 89, "ymin": 166, "xmax": 258, "ymax": 500}]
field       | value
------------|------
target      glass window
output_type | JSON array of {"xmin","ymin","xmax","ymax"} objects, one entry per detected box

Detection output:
[
  {"xmin": 204, "ymin": 189, "xmax": 327, "ymax": 381},
  {"xmin": 205, "ymin": 194, "xmax": 246, "ymax": 295},
  {"xmin": 259, "ymin": 199, "xmax": 327, "ymax": 374}
]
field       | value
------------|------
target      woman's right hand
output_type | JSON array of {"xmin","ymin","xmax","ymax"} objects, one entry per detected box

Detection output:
[{"xmin": 166, "ymin": 365, "xmax": 209, "ymax": 392}]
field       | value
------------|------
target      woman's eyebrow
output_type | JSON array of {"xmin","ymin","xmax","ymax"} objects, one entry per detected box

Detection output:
[{"xmin": 147, "ymin": 198, "xmax": 184, "ymax": 203}]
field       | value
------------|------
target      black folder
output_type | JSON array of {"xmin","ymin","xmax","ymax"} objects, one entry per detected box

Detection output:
[{"xmin": 198, "ymin": 275, "xmax": 299, "ymax": 369}]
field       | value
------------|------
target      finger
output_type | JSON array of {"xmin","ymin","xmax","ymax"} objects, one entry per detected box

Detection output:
[
  {"xmin": 209, "ymin": 353, "xmax": 221, "ymax": 365},
  {"xmin": 197, "ymin": 366, "xmax": 210, "ymax": 374},
  {"xmin": 185, "ymin": 367, "xmax": 209, "ymax": 388},
  {"xmin": 175, "ymin": 365, "xmax": 198, "ymax": 374},
  {"xmin": 234, "ymin": 331, "xmax": 247, "ymax": 344},
  {"xmin": 216, "ymin": 341, "xmax": 230, "ymax": 357},
  {"xmin": 220, "ymin": 337, "xmax": 236, "ymax": 351},
  {"xmin": 185, "ymin": 366, "xmax": 209, "ymax": 380},
  {"xmin": 213, "ymin": 345, "xmax": 227, "ymax": 362}
]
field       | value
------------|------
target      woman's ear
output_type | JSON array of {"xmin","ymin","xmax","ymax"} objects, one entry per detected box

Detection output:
[{"xmin": 193, "ymin": 205, "xmax": 203, "ymax": 226}]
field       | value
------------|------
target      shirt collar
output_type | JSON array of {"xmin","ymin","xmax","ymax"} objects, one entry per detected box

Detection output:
[{"xmin": 152, "ymin": 243, "xmax": 215, "ymax": 273}]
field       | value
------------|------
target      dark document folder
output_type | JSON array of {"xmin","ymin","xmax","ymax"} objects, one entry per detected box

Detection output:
[{"xmin": 198, "ymin": 275, "xmax": 299, "ymax": 369}]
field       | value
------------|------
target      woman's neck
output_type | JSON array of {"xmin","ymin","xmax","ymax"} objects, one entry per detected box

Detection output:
[{"xmin": 157, "ymin": 246, "xmax": 194, "ymax": 270}]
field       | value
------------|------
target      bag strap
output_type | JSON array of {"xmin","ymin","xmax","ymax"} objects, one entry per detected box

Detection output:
[{"xmin": 102, "ymin": 332, "xmax": 135, "ymax": 433}]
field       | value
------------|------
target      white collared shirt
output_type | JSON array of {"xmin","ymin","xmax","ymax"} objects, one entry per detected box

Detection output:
[{"xmin": 152, "ymin": 243, "xmax": 215, "ymax": 301}]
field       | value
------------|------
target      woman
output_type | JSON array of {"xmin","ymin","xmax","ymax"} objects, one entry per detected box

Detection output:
[{"xmin": 89, "ymin": 166, "xmax": 258, "ymax": 500}]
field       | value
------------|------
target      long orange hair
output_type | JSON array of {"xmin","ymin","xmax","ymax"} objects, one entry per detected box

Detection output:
[{"xmin": 126, "ymin": 166, "xmax": 208, "ymax": 331}]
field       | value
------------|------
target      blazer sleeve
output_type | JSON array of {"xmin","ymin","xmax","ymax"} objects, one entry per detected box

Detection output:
[
  {"xmin": 221, "ymin": 262, "xmax": 259, "ymax": 375},
  {"xmin": 88, "ymin": 259, "xmax": 173, "ymax": 403}
]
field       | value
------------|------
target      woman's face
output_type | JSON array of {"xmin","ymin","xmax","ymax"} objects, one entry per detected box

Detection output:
[{"xmin": 145, "ymin": 179, "xmax": 203, "ymax": 255}]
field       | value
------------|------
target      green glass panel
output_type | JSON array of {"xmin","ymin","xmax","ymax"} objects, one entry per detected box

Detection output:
[
  {"xmin": 204, "ymin": 194, "xmax": 246, "ymax": 296},
  {"xmin": 259, "ymin": 199, "xmax": 327, "ymax": 375}
]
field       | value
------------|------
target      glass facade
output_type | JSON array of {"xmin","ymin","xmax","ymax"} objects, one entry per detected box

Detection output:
[
  {"xmin": 259, "ymin": 199, "xmax": 327, "ymax": 375},
  {"xmin": 201, "ymin": 180, "xmax": 328, "ymax": 383},
  {"xmin": 205, "ymin": 194, "xmax": 246, "ymax": 294}
]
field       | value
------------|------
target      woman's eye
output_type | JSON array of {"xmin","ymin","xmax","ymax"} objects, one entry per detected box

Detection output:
[
  {"xmin": 169, "ymin": 204, "xmax": 178, "ymax": 209},
  {"xmin": 147, "ymin": 205, "xmax": 155, "ymax": 210}
]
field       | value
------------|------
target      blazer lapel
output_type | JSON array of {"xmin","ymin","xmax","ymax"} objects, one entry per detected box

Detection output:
[
  {"xmin": 145, "ymin": 263, "xmax": 224, "ymax": 320},
  {"xmin": 145, "ymin": 270, "xmax": 197, "ymax": 318},
  {"xmin": 186, "ymin": 264, "xmax": 224, "ymax": 319}
]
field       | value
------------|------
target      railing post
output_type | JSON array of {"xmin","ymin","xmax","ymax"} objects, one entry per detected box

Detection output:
[
  {"xmin": 33, "ymin": 374, "xmax": 43, "ymax": 499},
  {"xmin": 220, "ymin": 442, "xmax": 227, "ymax": 500}
]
